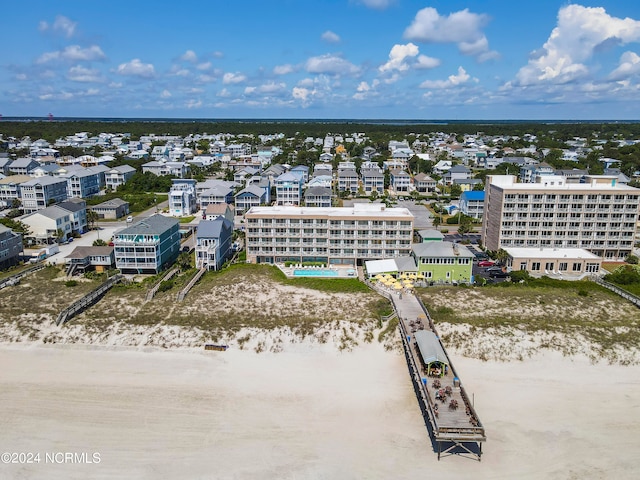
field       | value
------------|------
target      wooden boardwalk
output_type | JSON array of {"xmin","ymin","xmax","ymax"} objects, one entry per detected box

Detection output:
[{"xmin": 383, "ymin": 286, "xmax": 486, "ymax": 460}]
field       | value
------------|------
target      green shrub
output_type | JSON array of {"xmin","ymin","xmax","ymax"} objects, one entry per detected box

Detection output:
[
  {"xmin": 157, "ymin": 280, "xmax": 174, "ymax": 292},
  {"xmin": 65, "ymin": 280, "xmax": 78, "ymax": 287}
]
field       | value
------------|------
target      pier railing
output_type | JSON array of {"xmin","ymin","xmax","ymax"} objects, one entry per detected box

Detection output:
[
  {"xmin": 145, "ymin": 267, "xmax": 179, "ymax": 302},
  {"xmin": 56, "ymin": 273, "xmax": 124, "ymax": 326},
  {"xmin": 594, "ymin": 277, "xmax": 640, "ymax": 308},
  {"xmin": 0, "ymin": 263, "xmax": 46, "ymax": 290}
]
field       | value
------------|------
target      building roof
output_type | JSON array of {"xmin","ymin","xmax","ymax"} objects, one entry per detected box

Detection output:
[
  {"xmin": 304, "ymin": 186, "xmax": 332, "ymax": 197},
  {"xmin": 395, "ymin": 255, "xmax": 418, "ymax": 272},
  {"xmin": 236, "ymin": 185, "xmax": 264, "ymax": 198},
  {"xmin": 417, "ymin": 229, "xmax": 444, "ymax": 240},
  {"xmin": 119, "ymin": 214, "xmax": 179, "ymax": 235},
  {"xmin": 504, "ymin": 247, "xmax": 601, "ymax": 260},
  {"xmin": 21, "ymin": 176, "xmax": 67, "ymax": 187},
  {"xmin": 489, "ymin": 174, "xmax": 640, "ymax": 191},
  {"xmin": 10, "ymin": 157, "xmax": 38, "ymax": 167},
  {"xmin": 110, "ymin": 165, "xmax": 136, "ymax": 174},
  {"xmin": 414, "ymin": 330, "xmax": 449, "ymax": 366},
  {"xmin": 365, "ymin": 258, "xmax": 398, "ymax": 275},
  {"xmin": 246, "ymin": 204, "xmax": 413, "ymax": 219},
  {"xmin": 460, "ymin": 190, "xmax": 485, "ymax": 201},
  {"xmin": 0, "ymin": 174, "xmax": 33, "ymax": 185},
  {"xmin": 65, "ymin": 246, "xmax": 114, "ymax": 259},
  {"xmin": 91, "ymin": 198, "xmax": 129, "ymax": 210},
  {"xmin": 205, "ymin": 203, "xmax": 232, "ymax": 215},
  {"xmin": 412, "ymin": 241, "xmax": 474, "ymax": 258},
  {"xmin": 58, "ymin": 199, "xmax": 87, "ymax": 213},
  {"xmin": 196, "ymin": 217, "xmax": 233, "ymax": 238},
  {"xmin": 26, "ymin": 205, "xmax": 71, "ymax": 221}
]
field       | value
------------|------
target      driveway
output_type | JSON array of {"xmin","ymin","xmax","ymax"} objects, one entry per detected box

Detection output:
[{"xmin": 47, "ymin": 226, "xmax": 121, "ymax": 265}]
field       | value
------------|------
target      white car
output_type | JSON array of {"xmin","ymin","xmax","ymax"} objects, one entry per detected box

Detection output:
[{"xmin": 126, "ymin": 215, "xmax": 133, "ymax": 223}]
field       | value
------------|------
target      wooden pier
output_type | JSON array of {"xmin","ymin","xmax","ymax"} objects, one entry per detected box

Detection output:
[{"xmin": 387, "ymin": 288, "xmax": 486, "ymax": 461}]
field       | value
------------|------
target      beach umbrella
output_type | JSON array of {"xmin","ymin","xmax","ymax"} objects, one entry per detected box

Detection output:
[{"xmin": 393, "ymin": 282, "xmax": 403, "ymax": 290}]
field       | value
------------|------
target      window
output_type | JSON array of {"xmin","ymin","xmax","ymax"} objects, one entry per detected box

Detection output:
[
  {"xmin": 520, "ymin": 262, "xmax": 527, "ymax": 270},
  {"xmin": 531, "ymin": 262, "xmax": 541, "ymax": 271},
  {"xmin": 572, "ymin": 263, "xmax": 582, "ymax": 272}
]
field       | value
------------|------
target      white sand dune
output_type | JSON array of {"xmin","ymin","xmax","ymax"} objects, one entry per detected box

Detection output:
[{"xmin": 0, "ymin": 344, "xmax": 638, "ymax": 479}]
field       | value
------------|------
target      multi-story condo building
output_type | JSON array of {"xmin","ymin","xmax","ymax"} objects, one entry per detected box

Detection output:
[
  {"xmin": 361, "ymin": 168, "xmax": 384, "ymax": 195},
  {"xmin": 62, "ymin": 166, "xmax": 107, "ymax": 198},
  {"xmin": 113, "ymin": 214, "xmax": 180, "ymax": 274},
  {"xmin": 105, "ymin": 165, "xmax": 136, "ymax": 190},
  {"xmin": 275, "ymin": 172, "xmax": 303, "ymax": 206},
  {"xmin": 0, "ymin": 224, "xmax": 23, "ymax": 269},
  {"xmin": 303, "ymin": 186, "xmax": 333, "ymax": 208},
  {"xmin": 482, "ymin": 175, "xmax": 640, "ymax": 261},
  {"xmin": 142, "ymin": 161, "xmax": 189, "ymax": 178},
  {"xmin": 168, "ymin": 179, "xmax": 197, "ymax": 217},
  {"xmin": 195, "ymin": 218, "xmax": 234, "ymax": 270},
  {"xmin": 0, "ymin": 175, "xmax": 32, "ymax": 206},
  {"xmin": 245, "ymin": 204, "xmax": 414, "ymax": 266},
  {"xmin": 459, "ymin": 190, "xmax": 485, "ymax": 219},
  {"xmin": 20, "ymin": 176, "xmax": 68, "ymax": 213},
  {"xmin": 337, "ymin": 168, "xmax": 359, "ymax": 193}
]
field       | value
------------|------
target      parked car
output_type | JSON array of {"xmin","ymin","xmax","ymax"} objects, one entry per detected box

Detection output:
[
  {"xmin": 478, "ymin": 260, "xmax": 495, "ymax": 267},
  {"xmin": 126, "ymin": 215, "xmax": 133, "ymax": 223}
]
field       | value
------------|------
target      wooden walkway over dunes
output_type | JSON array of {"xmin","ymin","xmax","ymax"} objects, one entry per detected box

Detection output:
[{"xmin": 382, "ymin": 286, "xmax": 486, "ymax": 461}]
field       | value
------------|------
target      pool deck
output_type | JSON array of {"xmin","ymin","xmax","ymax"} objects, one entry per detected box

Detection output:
[{"xmin": 277, "ymin": 264, "xmax": 358, "ymax": 278}]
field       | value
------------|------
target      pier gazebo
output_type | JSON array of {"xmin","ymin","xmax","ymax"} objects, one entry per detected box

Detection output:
[{"xmin": 414, "ymin": 330, "xmax": 449, "ymax": 378}]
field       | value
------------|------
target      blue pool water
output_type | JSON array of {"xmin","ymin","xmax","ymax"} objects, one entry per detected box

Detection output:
[{"xmin": 293, "ymin": 269, "xmax": 339, "ymax": 277}]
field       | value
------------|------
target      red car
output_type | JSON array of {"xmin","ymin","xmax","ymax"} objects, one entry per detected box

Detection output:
[{"xmin": 478, "ymin": 260, "xmax": 495, "ymax": 267}]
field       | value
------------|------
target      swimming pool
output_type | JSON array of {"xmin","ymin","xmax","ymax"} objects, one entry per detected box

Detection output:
[{"xmin": 293, "ymin": 269, "xmax": 339, "ymax": 277}]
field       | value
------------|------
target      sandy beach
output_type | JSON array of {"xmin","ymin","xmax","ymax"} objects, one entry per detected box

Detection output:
[{"xmin": 1, "ymin": 343, "xmax": 639, "ymax": 480}]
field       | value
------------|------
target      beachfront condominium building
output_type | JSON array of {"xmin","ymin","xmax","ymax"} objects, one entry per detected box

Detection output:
[
  {"xmin": 20, "ymin": 176, "xmax": 68, "ymax": 213},
  {"xmin": 0, "ymin": 224, "xmax": 23, "ymax": 269},
  {"xmin": 482, "ymin": 175, "xmax": 640, "ymax": 261},
  {"xmin": 245, "ymin": 203, "xmax": 414, "ymax": 266},
  {"xmin": 113, "ymin": 214, "xmax": 181, "ymax": 274},
  {"xmin": 168, "ymin": 179, "xmax": 197, "ymax": 217}
]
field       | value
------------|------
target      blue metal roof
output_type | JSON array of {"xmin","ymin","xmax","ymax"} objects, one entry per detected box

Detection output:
[{"xmin": 460, "ymin": 190, "xmax": 485, "ymax": 201}]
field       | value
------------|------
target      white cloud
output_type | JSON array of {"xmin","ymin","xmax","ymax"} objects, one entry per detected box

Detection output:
[
  {"xmin": 297, "ymin": 78, "xmax": 315, "ymax": 87},
  {"xmin": 404, "ymin": 7, "xmax": 497, "ymax": 60},
  {"xmin": 217, "ymin": 88, "xmax": 231, "ymax": 98},
  {"xmin": 420, "ymin": 66, "xmax": 474, "ymax": 89},
  {"xmin": 197, "ymin": 74, "xmax": 217, "ymax": 83},
  {"xmin": 274, "ymin": 64, "xmax": 294, "ymax": 75},
  {"xmin": 116, "ymin": 59, "xmax": 156, "ymax": 78},
  {"xmin": 180, "ymin": 50, "xmax": 198, "ymax": 63},
  {"xmin": 305, "ymin": 54, "xmax": 360, "ymax": 75},
  {"xmin": 223, "ymin": 72, "xmax": 247, "ymax": 84},
  {"xmin": 321, "ymin": 30, "xmax": 341, "ymax": 43},
  {"xmin": 37, "ymin": 45, "xmax": 106, "ymax": 64},
  {"xmin": 245, "ymin": 82, "xmax": 287, "ymax": 96},
  {"xmin": 516, "ymin": 5, "xmax": 640, "ymax": 86},
  {"xmin": 38, "ymin": 15, "xmax": 77, "ymax": 38},
  {"xmin": 67, "ymin": 65, "xmax": 103, "ymax": 83},
  {"xmin": 197, "ymin": 61, "xmax": 212, "ymax": 71},
  {"xmin": 186, "ymin": 99, "xmax": 202, "ymax": 109},
  {"xmin": 292, "ymin": 87, "xmax": 313, "ymax": 103},
  {"xmin": 609, "ymin": 51, "xmax": 640, "ymax": 80},
  {"xmin": 415, "ymin": 55, "xmax": 441, "ymax": 69},
  {"xmin": 353, "ymin": 0, "xmax": 395, "ymax": 10},
  {"xmin": 15, "ymin": 73, "xmax": 27, "ymax": 81},
  {"xmin": 160, "ymin": 89, "xmax": 172, "ymax": 99},
  {"xmin": 379, "ymin": 43, "xmax": 419, "ymax": 72}
]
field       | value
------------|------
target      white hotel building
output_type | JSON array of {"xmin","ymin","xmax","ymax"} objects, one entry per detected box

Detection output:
[
  {"xmin": 245, "ymin": 204, "xmax": 414, "ymax": 266},
  {"xmin": 482, "ymin": 175, "xmax": 640, "ymax": 261}
]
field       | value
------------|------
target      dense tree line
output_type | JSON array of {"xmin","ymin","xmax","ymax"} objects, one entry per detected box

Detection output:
[{"xmin": 3, "ymin": 120, "xmax": 640, "ymax": 144}]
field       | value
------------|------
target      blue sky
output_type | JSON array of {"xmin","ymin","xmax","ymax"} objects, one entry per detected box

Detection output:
[{"xmin": 3, "ymin": 0, "xmax": 640, "ymax": 119}]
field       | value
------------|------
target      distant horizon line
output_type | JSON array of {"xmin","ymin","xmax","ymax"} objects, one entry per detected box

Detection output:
[{"xmin": 1, "ymin": 116, "xmax": 640, "ymax": 125}]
